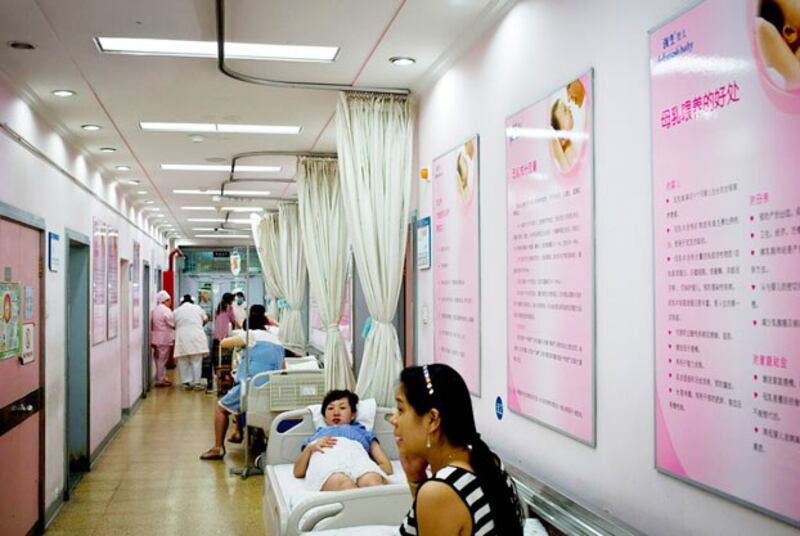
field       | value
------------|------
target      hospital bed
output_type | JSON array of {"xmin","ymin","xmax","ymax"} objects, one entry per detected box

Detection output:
[
  {"xmin": 246, "ymin": 357, "xmax": 325, "ymax": 435},
  {"xmin": 263, "ymin": 406, "xmax": 413, "ymax": 536}
]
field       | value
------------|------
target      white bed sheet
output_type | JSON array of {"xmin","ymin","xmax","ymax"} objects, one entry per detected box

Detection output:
[
  {"xmin": 273, "ymin": 460, "xmax": 408, "ymax": 510},
  {"xmin": 303, "ymin": 517, "xmax": 549, "ymax": 535}
]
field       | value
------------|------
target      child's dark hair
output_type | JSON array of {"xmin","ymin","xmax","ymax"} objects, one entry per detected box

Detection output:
[
  {"xmin": 322, "ymin": 389, "xmax": 359, "ymax": 413},
  {"xmin": 400, "ymin": 364, "xmax": 524, "ymax": 535}
]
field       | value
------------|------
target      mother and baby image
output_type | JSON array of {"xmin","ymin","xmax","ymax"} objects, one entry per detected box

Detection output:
[{"xmin": 756, "ymin": 0, "xmax": 800, "ymax": 90}]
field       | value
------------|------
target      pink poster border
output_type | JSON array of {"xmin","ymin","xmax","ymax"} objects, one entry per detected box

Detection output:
[
  {"xmin": 432, "ymin": 134, "xmax": 482, "ymax": 397},
  {"xmin": 649, "ymin": 1, "xmax": 799, "ymax": 529},
  {"xmin": 504, "ymin": 68, "xmax": 597, "ymax": 447}
]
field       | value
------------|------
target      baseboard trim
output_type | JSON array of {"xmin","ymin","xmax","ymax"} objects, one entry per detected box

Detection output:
[
  {"xmin": 89, "ymin": 420, "xmax": 123, "ymax": 467},
  {"xmin": 121, "ymin": 393, "xmax": 143, "ymax": 416},
  {"xmin": 43, "ymin": 493, "xmax": 64, "ymax": 530}
]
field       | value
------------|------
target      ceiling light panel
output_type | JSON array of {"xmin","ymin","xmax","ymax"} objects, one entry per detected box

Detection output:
[
  {"xmin": 194, "ymin": 234, "xmax": 251, "ymax": 239},
  {"xmin": 162, "ymin": 164, "xmax": 280, "ymax": 172},
  {"xmin": 141, "ymin": 122, "xmax": 300, "ymax": 134},
  {"xmin": 95, "ymin": 38, "xmax": 338, "ymax": 62},
  {"xmin": 173, "ymin": 189, "xmax": 272, "ymax": 196}
]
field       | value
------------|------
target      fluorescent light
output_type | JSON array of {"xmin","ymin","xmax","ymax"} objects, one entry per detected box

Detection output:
[
  {"xmin": 82, "ymin": 124, "xmax": 102, "ymax": 131},
  {"xmin": 137, "ymin": 190, "xmax": 148, "ymax": 194},
  {"xmin": 173, "ymin": 189, "xmax": 272, "ymax": 196},
  {"xmin": 52, "ymin": 89, "xmax": 76, "ymax": 97},
  {"xmin": 191, "ymin": 227, "xmax": 216, "ymax": 231},
  {"xmin": 187, "ymin": 218, "xmax": 225, "ymax": 223},
  {"xmin": 181, "ymin": 206, "xmax": 263, "ymax": 213},
  {"xmin": 144, "ymin": 200, "xmax": 154, "ymax": 204},
  {"xmin": 141, "ymin": 122, "xmax": 300, "ymax": 135},
  {"xmin": 116, "ymin": 165, "xmax": 131, "ymax": 171},
  {"xmin": 96, "ymin": 37, "xmax": 338, "ymax": 63},
  {"xmin": 161, "ymin": 164, "xmax": 280, "ymax": 172},
  {"xmin": 194, "ymin": 234, "xmax": 251, "ymax": 239},
  {"xmin": 217, "ymin": 124, "xmax": 300, "ymax": 134},
  {"xmin": 100, "ymin": 147, "xmax": 117, "ymax": 153},
  {"xmin": 122, "ymin": 179, "xmax": 140, "ymax": 185}
]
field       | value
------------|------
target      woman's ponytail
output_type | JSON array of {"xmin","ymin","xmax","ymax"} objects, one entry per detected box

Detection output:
[{"xmin": 468, "ymin": 435, "xmax": 524, "ymax": 535}]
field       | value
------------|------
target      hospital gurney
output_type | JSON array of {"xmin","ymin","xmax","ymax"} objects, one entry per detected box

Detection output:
[
  {"xmin": 263, "ymin": 407, "xmax": 413, "ymax": 536},
  {"xmin": 246, "ymin": 357, "xmax": 324, "ymax": 435}
]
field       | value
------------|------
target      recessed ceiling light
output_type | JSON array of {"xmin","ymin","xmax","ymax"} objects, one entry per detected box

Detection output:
[
  {"xmin": 194, "ymin": 234, "xmax": 251, "ymax": 239},
  {"xmin": 82, "ymin": 124, "xmax": 102, "ymax": 131},
  {"xmin": 144, "ymin": 200, "xmax": 155, "ymax": 204},
  {"xmin": 190, "ymin": 135, "xmax": 205, "ymax": 143},
  {"xmin": 154, "ymin": 215, "xmax": 166, "ymax": 218},
  {"xmin": 162, "ymin": 164, "xmax": 280, "ymax": 173},
  {"xmin": 100, "ymin": 147, "xmax": 117, "ymax": 153},
  {"xmin": 173, "ymin": 189, "xmax": 271, "ymax": 196},
  {"xmin": 52, "ymin": 89, "xmax": 76, "ymax": 97},
  {"xmin": 119, "ymin": 179, "xmax": 140, "ymax": 185},
  {"xmin": 389, "ymin": 56, "xmax": 415, "ymax": 66},
  {"xmin": 7, "ymin": 41, "xmax": 36, "ymax": 50},
  {"xmin": 116, "ymin": 165, "xmax": 131, "ymax": 171},
  {"xmin": 95, "ymin": 37, "xmax": 338, "ymax": 62},
  {"xmin": 137, "ymin": 190, "xmax": 148, "ymax": 194},
  {"xmin": 140, "ymin": 122, "xmax": 301, "ymax": 135}
]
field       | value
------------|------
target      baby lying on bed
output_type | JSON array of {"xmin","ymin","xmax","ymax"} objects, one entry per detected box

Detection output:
[{"xmin": 293, "ymin": 389, "xmax": 393, "ymax": 491}]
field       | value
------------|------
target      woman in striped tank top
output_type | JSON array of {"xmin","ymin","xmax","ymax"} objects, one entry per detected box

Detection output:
[{"xmin": 392, "ymin": 364, "xmax": 524, "ymax": 535}]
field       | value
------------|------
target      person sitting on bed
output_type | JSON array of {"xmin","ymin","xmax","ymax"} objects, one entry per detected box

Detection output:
[
  {"xmin": 200, "ymin": 304, "xmax": 284, "ymax": 460},
  {"xmin": 293, "ymin": 389, "xmax": 394, "ymax": 491}
]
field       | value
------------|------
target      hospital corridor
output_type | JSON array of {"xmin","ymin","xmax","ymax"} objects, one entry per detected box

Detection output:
[{"xmin": 0, "ymin": 0, "xmax": 798, "ymax": 535}]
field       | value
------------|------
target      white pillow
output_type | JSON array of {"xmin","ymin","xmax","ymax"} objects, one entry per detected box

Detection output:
[
  {"xmin": 284, "ymin": 357, "xmax": 320, "ymax": 371},
  {"xmin": 308, "ymin": 397, "xmax": 377, "ymax": 431}
]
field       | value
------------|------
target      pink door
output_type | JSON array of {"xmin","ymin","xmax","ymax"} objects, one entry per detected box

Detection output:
[{"xmin": 0, "ymin": 218, "xmax": 42, "ymax": 535}]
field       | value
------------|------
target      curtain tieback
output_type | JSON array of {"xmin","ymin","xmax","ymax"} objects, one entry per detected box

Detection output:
[{"xmin": 325, "ymin": 324, "xmax": 340, "ymax": 333}]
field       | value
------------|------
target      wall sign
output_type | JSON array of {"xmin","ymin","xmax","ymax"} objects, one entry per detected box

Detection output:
[
  {"xmin": 132, "ymin": 241, "xmax": 141, "ymax": 330},
  {"xmin": 92, "ymin": 218, "xmax": 107, "ymax": 345},
  {"xmin": 651, "ymin": 0, "xmax": 800, "ymax": 526},
  {"xmin": 0, "ymin": 282, "xmax": 22, "ymax": 360},
  {"xmin": 107, "ymin": 227, "xmax": 119, "ymax": 340},
  {"xmin": 505, "ymin": 70, "xmax": 596, "ymax": 445},
  {"xmin": 48, "ymin": 232, "xmax": 60, "ymax": 272},
  {"xmin": 416, "ymin": 217, "xmax": 432, "ymax": 270},
  {"xmin": 20, "ymin": 324, "xmax": 34, "ymax": 365},
  {"xmin": 433, "ymin": 135, "xmax": 481, "ymax": 395}
]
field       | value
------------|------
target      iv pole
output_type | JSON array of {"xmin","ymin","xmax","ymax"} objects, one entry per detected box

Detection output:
[{"xmin": 230, "ymin": 245, "xmax": 262, "ymax": 479}]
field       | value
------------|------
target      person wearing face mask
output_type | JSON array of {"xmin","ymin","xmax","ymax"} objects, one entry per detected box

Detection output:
[
  {"xmin": 393, "ymin": 364, "xmax": 524, "ymax": 536},
  {"xmin": 232, "ymin": 289, "xmax": 247, "ymax": 328}
]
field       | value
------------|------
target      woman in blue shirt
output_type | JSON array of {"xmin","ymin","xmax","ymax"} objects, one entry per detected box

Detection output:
[{"xmin": 293, "ymin": 390, "xmax": 393, "ymax": 491}]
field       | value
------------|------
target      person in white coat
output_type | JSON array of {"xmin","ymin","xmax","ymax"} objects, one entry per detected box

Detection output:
[{"xmin": 173, "ymin": 294, "xmax": 209, "ymax": 390}]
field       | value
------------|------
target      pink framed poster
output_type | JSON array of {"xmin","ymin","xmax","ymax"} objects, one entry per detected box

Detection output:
[
  {"xmin": 433, "ymin": 135, "xmax": 481, "ymax": 395},
  {"xmin": 505, "ymin": 70, "xmax": 595, "ymax": 445},
  {"xmin": 651, "ymin": 0, "xmax": 799, "ymax": 526},
  {"xmin": 91, "ymin": 218, "xmax": 107, "ymax": 345},
  {"xmin": 106, "ymin": 227, "xmax": 119, "ymax": 340},
  {"xmin": 132, "ymin": 241, "xmax": 141, "ymax": 330}
]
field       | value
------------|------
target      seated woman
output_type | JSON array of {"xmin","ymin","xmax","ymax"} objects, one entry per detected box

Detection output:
[
  {"xmin": 200, "ymin": 304, "xmax": 284, "ymax": 460},
  {"xmin": 293, "ymin": 389, "xmax": 393, "ymax": 491},
  {"xmin": 393, "ymin": 364, "xmax": 524, "ymax": 535}
]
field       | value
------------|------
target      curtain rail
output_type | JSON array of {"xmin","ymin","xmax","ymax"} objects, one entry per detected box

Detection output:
[{"xmin": 216, "ymin": 0, "xmax": 410, "ymax": 95}]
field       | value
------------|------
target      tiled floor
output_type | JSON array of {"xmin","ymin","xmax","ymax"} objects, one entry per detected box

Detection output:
[{"xmin": 47, "ymin": 374, "xmax": 264, "ymax": 535}]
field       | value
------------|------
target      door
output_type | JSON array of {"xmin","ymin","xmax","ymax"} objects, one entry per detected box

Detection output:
[
  {"xmin": 141, "ymin": 262, "xmax": 151, "ymax": 395},
  {"xmin": 119, "ymin": 259, "xmax": 130, "ymax": 410},
  {"xmin": 65, "ymin": 238, "xmax": 90, "ymax": 495},
  {"xmin": 0, "ymin": 218, "xmax": 43, "ymax": 535}
]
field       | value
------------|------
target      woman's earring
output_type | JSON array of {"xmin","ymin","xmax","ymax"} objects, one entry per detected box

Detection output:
[{"xmin": 426, "ymin": 434, "xmax": 431, "ymax": 449}]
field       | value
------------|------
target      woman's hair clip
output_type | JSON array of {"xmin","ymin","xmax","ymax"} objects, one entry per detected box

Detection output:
[{"xmin": 422, "ymin": 365, "xmax": 434, "ymax": 396}]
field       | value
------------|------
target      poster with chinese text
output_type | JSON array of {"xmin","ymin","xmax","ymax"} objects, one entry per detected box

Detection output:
[
  {"xmin": 0, "ymin": 283, "xmax": 22, "ymax": 360},
  {"xmin": 92, "ymin": 219, "xmax": 107, "ymax": 345},
  {"xmin": 651, "ymin": 0, "xmax": 799, "ymax": 526},
  {"xmin": 106, "ymin": 227, "xmax": 119, "ymax": 339},
  {"xmin": 433, "ymin": 135, "xmax": 481, "ymax": 395},
  {"xmin": 132, "ymin": 241, "xmax": 141, "ymax": 329},
  {"xmin": 505, "ymin": 70, "xmax": 595, "ymax": 445}
]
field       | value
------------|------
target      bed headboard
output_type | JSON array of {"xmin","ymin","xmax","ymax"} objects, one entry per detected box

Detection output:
[{"xmin": 266, "ymin": 407, "xmax": 400, "ymax": 465}]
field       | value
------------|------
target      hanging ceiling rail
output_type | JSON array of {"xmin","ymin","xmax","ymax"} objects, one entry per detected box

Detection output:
[{"xmin": 216, "ymin": 0, "xmax": 410, "ymax": 95}]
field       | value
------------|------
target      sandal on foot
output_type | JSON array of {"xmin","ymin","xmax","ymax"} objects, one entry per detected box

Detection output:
[{"xmin": 200, "ymin": 447, "xmax": 225, "ymax": 460}]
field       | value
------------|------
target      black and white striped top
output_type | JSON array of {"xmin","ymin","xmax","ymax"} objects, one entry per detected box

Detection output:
[{"xmin": 399, "ymin": 465, "xmax": 496, "ymax": 536}]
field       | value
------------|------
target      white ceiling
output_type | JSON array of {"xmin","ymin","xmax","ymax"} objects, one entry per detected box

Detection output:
[{"xmin": 0, "ymin": 0, "xmax": 514, "ymax": 246}]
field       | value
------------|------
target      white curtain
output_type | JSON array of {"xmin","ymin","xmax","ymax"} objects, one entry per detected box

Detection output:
[
  {"xmin": 251, "ymin": 213, "xmax": 284, "ymax": 323},
  {"xmin": 336, "ymin": 92, "xmax": 413, "ymax": 406},
  {"xmin": 278, "ymin": 203, "xmax": 307, "ymax": 351},
  {"xmin": 297, "ymin": 158, "xmax": 356, "ymax": 392}
]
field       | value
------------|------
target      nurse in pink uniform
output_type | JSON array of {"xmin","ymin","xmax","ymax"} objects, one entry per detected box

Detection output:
[{"xmin": 150, "ymin": 290, "xmax": 175, "ymax": 387}]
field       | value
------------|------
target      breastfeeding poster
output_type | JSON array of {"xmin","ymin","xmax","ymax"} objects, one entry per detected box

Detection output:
[
  {"xmin": 132, "ymin": 241, "xmax": 141, "ymax": 330},
  {"xmin": 505, "ymin": 70, "xmax": 595, "ymax": 445},
  {"xmin": 107, "ymin": 227, "xmax": 119, "ymax": 340},
  {"xmin": 433, "ymin": 135, "xmax": 481, "ymax": 394},
  {"xmin": 651, "ymin": 0, "xmax": 799, "ymax": 525},
  {"xmin": 92, "ymin": 218, "xmax": 107, "ymax": 345}
]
